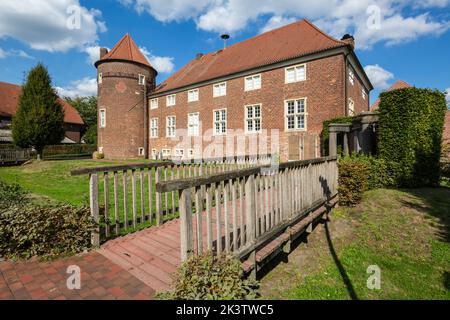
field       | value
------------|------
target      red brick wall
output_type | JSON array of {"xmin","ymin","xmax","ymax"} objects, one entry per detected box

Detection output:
[
  {"xmin": 347, "ymin": 63, "xmax": 370, "ymax": 115},
  {"xmin": 64, "ymin": 123, "xmax": 82, "ymax": 143},
  {"xmin": 97, "ymin": 61, "xmax": 156, "ymax": 159},
  {"xmin": 148, "ymin": 54, "xmax": 347, "ymax": 161}
]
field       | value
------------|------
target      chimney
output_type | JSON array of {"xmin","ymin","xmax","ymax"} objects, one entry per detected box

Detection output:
[
  {"xmin": 100, "ymin": 47, "xmax": 109, "ymax": 59},
  {"xmin": 341, "ymin": 34, "xmax": 355, "ymax": 49},
  {"xmin": 221, "ymin": 34, "xmax": 230, "ymax": 49}
]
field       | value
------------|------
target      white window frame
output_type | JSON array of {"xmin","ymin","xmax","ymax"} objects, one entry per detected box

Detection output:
[
  {"xmin": 138, "ymin": 147, "xmax": 145, "ymax": 156},
  {"xmin": 213, "ymin": 108, "xmax": 227, "ymax": 136},
  {"xmin": 166, "ymin": 116, "xmax": 176, "ymax": 138},
  {"xmin": 150, "ymin": 98, "xmax": 158, "ymax": 110},
  {"xmin": 98, "ymin": 73, "xmax": 103, "ymax": 84},
  {"xmin": 245, "ymin": 104, "xmax": 262, "ymax": 134},
  {"xmin": 151, "ymin": 149, "xmax": 157, "ymax": 160},
  {"xmin": 213, "ymin": 82, "xmax": 227, "ymax": 97},
  {"xmin": 188, "ymin": 112, "xmax": 200, "ymax": 137},
  {"xmin": 187, "ymin": 149, "xmax": 194, "ymax": 158},
  {"xmin": 166, "ymin": 94, "xmax": 176, "ymax": 107},
  {"xmin": 348, "ymin": 69, "xmax": 355, "ymax": 86},
  {"xmin": 348, "ymin": 98, "xmax": 355, "ymax": 116},
  {"xmin": 285, "ymin": 64, "xmax": 306, "ymax": 84},
  {"xmin": 138, "ymin": 74, "xmax": 146, "ymax": 85},
  {"xmin": 150, "ymin": 118, "xmax": 158, "ymax": 138},
  {"xmin": 175, "ymin": 149, "xmax": 184, "ymax": 158},
  {"xmin": 162, "ymin": 149, "xmax": 171, "ymax": 159},
  {"xmin": 99, "ymin": 109, "xmax": 106, "ymax": 128},
  {"xmin": 362, "ymin": 89, "xmax": 366, "ymax": 100},
  {"xmin": 188, "ymin": 89, "xmax": 199, "ymax": 102},
  {"xmin": 245, "ymin": 74, "xmax": 262, "ymax": 91},
  {"xmin": 284, "ymin": 98, "xmax": 308, "ymax": 132}
]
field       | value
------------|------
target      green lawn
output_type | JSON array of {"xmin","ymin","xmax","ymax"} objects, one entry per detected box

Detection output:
[{"xmin": 262, "ymin": 188, "xmax": 450, "ymax": 300}]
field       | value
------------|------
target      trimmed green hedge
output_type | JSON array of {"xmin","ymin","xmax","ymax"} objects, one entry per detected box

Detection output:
[
  {"xmin": 378, "ymin": 88, "xmax": 446, "ymax": 187},
  {"xmin": 43, "ymin": 144, "xmax": 97, "ymax": 157}
]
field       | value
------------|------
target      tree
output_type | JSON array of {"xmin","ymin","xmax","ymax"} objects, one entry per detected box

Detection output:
[
  {"xmin": 65, "ymin": 96, "xmax": 97, "ymax": 144},
  {"xmin": 12, "ymin": 63, "xmax": 65, "ymax": 159}
]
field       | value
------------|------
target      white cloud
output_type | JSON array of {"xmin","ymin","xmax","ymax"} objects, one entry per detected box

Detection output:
[
  {"xmin": 140, "ymin": 47, "xmax": 175, "ymax": 74},
  {"xmin": 0, "ymin": 0, "xmax": 106, "ymax": 52},
  {"xmin": 364, "ymin": 64, "xmax": 394, "ymax": 90},
  {"xmin": 446, "ymin": 88, "xmax": 450, "ymax": 105},
  {"xmin": 120, "ymin": 0, "xmax": 450, "ymax": 49},
  {"xmin": 0, "ymin": 47, "xmax": 34, "ymax": 59},
  {"xmin": 259, "ymin": 15, "xmax": 296, "ymax": 34},
  {"xmin": 56, "ymin": 77, "xmax": 97, "ymax": 98}
]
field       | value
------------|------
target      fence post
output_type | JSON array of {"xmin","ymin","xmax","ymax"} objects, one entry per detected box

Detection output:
[
  {"xmin": 179, "ymin": 188, "xmax": 193, "ymax": 261},
  {"xmin": 245, "ymin": 174, "xmax": 256, "ymax": 243},
  {"xmin": 155, "ymin": 167, "xmax": 162, "ymax": 226},
  {"xmin": 89, "ymin": 173, "xmax": 100, "ymax": 247}
]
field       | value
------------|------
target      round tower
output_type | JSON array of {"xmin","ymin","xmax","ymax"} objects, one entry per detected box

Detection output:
[{"xmin": 95, "ymin": 34, "xmax": 157, "ymax": 159}]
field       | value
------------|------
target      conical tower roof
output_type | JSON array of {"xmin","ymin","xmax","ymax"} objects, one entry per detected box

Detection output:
[{"xmin": 95, "ymin": 34, "xmax": 154, "ymax": 71}]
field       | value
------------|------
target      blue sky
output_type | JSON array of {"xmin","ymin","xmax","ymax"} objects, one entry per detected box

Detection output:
[{"xmin": 0, "ymin": 0, "xmax": 449, "ymax": 106}]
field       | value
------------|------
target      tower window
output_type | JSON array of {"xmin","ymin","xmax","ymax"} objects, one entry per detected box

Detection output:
[
  {"xmin": 139, "ymin": 74, "xmax": 146, "ymax": 85},
  {"xmin": 98, "ymin": 73, "xmax": 103, "ymax": 84},
  {"xmin": 99, "ymin": 109, "xmax": 106, "ymax": 128}
]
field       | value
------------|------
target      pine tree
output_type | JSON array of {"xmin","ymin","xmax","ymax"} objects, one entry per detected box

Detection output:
[{"xmin": 12, "ymin": 63, "xmax": 65, "ymax": 159}]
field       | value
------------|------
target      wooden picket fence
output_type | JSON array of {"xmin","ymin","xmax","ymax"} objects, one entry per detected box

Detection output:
[
  {"xmin": 156, "ymin": 156, "xmax": 338, "ymax": 262},
  {"xmin": 71, "ymin": 154, "xmax": 273, "ymax": 245},
  {"xmin": 0, "ymin": 149, "xmax": 33, "ymax": 165}
]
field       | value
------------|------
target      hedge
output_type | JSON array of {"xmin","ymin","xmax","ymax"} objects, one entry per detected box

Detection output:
[
  {"xmin": 43, "ymin": 144, "xmax": 97, "ymax": 157},
  {"xmin": 378, "ymin": 88, "xmax": 446, "ymax": 187}
]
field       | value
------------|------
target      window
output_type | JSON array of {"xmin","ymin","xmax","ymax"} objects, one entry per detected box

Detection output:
[
  {"xmin": 245, "ymin": 104, "xmax": 262, "ymax": 133},
  {"xmin": 166, "ymin": 94, "xmax": 176, "ymax": 106},
  {"xmin": 162, "ymin": 149, "xmax": 171, "ymax": 159},
  {"xmin": 213, "ymin": 82, "xmax": 227, "ymax": 97},
  {"xmin": 188, "ymin": 89, "xmax": 199, "ymax": 102},
  {"xmin": 362, "ymin": 89, "xmax": 366, "ymax": 100},
  {"xmin": 151, "ymin": 149, "xmax": 157, "ymax": 160},
  {"xmin": 188, "ymin": 149, "xmax": 194, "ymax": 158},
  {"xmin": 99, "ymin": 109, "xmax": 106, "ymax": 128},
  {"xmin": 285, "ymin": 64, "xmax": 306, "ymax": 83},
  {"xmin": 285, "ymin": 98, "xmax": 307, "ymax": 131},
  {"xmin": 245, "ymin": 74, "xmax": 261, "ymax": 91},
  {"xmin": 150, "ymin": 98, "xmax": 158, "ymax": 110},
  {"xmin": 348, "ymin": 98, "xmax": 355, "ymax": 116},
  {"xmin": 98, "ymin": 73, "xmax": 103, "ymax": 84},
  {"xmin": 187, "ymin": 112, "xmax": 200, "ymax": 136},
  {"xmin": 166, "ymin": 116, "xmax": 176, "ymax": 137},
  {"xmin": 139, "ymin": 74, "xmax": 146, "ymax": 85},
  {"xmin": 150, "ymin": 118, "xmax": 158, "ymax": 138},
  {"xmin": 348, "ymin": 69, "xmax": 355, "ymax": 85},
  {"xmin": 175, "ymin": 149, "xmax": 184, "ymax": 158},
  {"xmin": 213, "ymin": 109, "xmax": 227, "ymax": 135},
  {"xmin": 138, "ymin": 148, "xmax": 145, "ymax": 156}
]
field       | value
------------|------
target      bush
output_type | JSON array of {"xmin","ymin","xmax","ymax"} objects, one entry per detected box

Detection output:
[
  {"xmin": 156, "ymin": 254, "xmax": 259, "ymax": 300},
  {"xmin": 0, "ymin": 180, "xmax": 29, "ymax": 210},
  {"xmin": 338, "ymin": 155, "xmax": 394, "ymax": 206},
  {"xmin": 0, "ymin": 196, "xmax": 95, "ymax": 259},
  {"xmin": 93, "ymin": 151, "xmax": 105, "ymax": 159},
  {"xmin": 378, "ymin": 88, "xmax": 446, "ymax": 187},
  {"xmin": 43, "ymin": 144, "xmax": 97, "ymax": 158}
]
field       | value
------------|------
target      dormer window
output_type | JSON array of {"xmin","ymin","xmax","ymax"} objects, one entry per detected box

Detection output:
[{"xmin": 139, "ymin": 74, "xmax": 146, "ymax": 85}]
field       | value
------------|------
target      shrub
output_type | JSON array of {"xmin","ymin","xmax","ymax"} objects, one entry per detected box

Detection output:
[
  {"xmin": 338, "ymin": 157, "xmax": 368, "ymax": 207},
  {"xmin": 93, "ymin": 151, "xmax": 105, "ymax": 159},
  {"xmin": 156, "ymin": 254, "xmax": 259, "ymax": 300},
  {"xmin": 378, "ymin": 88, "xmax": 446, "ymax": 187},
  {"xmin": 43, "ymin": 144, "xmax": 97, "ymax": 158},
  {"xmin": 0, "ymin": 203, "xmax": 95, "ymax": 259},
  {"xmin": 0, "ymin": 180, "xmax": 29, "ymax": 210}
]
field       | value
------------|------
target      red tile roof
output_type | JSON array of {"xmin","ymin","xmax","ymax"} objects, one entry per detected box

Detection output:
[
  {"xmin": 155, "ymin": 19, "xmax": 348, "ymax": 94},
  {"xmin": 95, "ymin": 33, "xmax": 153, "ymax": 70},
  {"xmin": 0, "ymin": 81, "xmax": 84, "ymax": 125},
  {"xmin": 370, "ymin": 80, "xmax": 412, "ymax": 110}
]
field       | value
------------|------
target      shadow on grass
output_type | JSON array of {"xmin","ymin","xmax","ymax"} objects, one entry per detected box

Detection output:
[{"xmin": 398, "ymin": 187, "xmax": 450, "ymax": 243}]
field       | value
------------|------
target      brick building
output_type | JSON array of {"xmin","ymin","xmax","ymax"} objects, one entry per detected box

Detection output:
[
  {"xmin": 0, "ymin": 81, "xmax": 84, "ymax": 144},
  {"xmin": 96, "ymin": 20, "xmax": 373, "ymax": 161}
]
